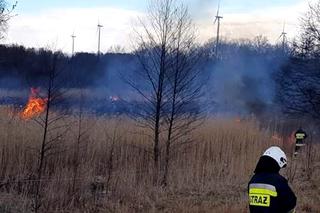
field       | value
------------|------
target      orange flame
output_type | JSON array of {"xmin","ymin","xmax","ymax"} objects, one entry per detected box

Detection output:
[{"xmin": 20, "ymin": 88, "xmax": 47, "ymax": 120}]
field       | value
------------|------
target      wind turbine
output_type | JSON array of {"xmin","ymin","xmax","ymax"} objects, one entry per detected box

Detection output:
[
  {"xmin": 214, "ymin": 0, "xmax": 223, "ymax": 57},
  {"xmin": 71, "ymin": 32, "xmax": 76, "ymax": 56},
  {"xmin": 97, "ymin": 22, "xmax": 103, "ymax": 56},
  {"xmin": 279, "ymin": 22, "xmax": 287, "ymax": 52}
]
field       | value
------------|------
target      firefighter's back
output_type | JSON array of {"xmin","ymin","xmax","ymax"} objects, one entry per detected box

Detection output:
[
  {"xmin": 248, "ymin": 147, "xmax": 296, "ymax": 213},
  {"xmin": 249, "ymin": 172, "xmax": 296, "ymax": 213}
]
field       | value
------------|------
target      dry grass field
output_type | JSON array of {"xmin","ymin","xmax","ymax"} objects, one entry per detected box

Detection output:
[{"xmin": 0, "ymin": 106, "xmax": 319, "ymax": 212}]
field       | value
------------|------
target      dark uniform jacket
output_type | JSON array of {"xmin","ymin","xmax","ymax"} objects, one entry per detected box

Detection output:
[
  {"xmin": 248, "ymin": 156, "xmax": 296, "ymax": 213},
  {"xmin": 295, "ymin": 129, "xmax": 307, "ymax": 143}
]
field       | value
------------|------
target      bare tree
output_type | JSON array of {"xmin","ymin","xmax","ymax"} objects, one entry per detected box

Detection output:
[
  {"xmin": 27, "ymin": 51, "xmax": 70, "ymax": 212},
  {"xmin": 277, "ymin": 1, "xmax": 320, "ymax": 124},
  {"xmin": 277, "ymin": 58, "xmax": 320, "ymax": 122},
  {"xmin": 0, "ymin": 0, "xmax": 17, "ymax": 40},
  {"xmin": 128, "ymin": 0, "xmax": 175, "ymax": 184},
  {"xmin": 161, "ymin": 6, "xmax": 203, "ymax": 186},
  {"xmin": 128, "ymin": 0, "xmax": 203, "ymax": 185},
  {"xmin": 294, "ymin": 1, "xmax": 320, "ymax": 58}
]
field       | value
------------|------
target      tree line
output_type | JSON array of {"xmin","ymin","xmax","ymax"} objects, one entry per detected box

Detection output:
[{"xmin": 0, "ymin": 0, "xmax": 319, "ymax": 123}]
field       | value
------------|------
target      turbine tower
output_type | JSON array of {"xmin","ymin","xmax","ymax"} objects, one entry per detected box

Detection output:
[
  {"xmin": 71, "ymin": 33, "xmax": 76, "ymax": 56},
  {"xmin": 97, "ymin": 23, "xmax": 103, "ymax": 56},
  {"xmin": 214, "ymin": 0, "xmax": 223, "ymax": 57},
  {"xmin": 279, "ymin": 22, "xmax": 287, "ymax": 52}
]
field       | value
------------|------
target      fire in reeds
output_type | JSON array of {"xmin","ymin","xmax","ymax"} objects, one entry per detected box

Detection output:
[{"xmin": 20, "ymin": 87, "xmax": 47, "ymax": 120}]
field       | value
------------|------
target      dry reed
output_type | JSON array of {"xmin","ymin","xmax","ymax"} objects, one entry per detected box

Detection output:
[{"xmin": 0, "ymin": 106, "xmax": 319, "ymax": 212}]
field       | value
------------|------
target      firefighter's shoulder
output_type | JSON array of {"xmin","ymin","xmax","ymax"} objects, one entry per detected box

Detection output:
[
  {"xmin": 274, "ymin": 173, "xmax": 288, "ymax": 183},
  {"xmin": 267, "ymin": 173, "xmax": 289, "ymax": 188},
  {"xmin": 251, "ymin": 173, "xmax": 288, "ymax": 189}
]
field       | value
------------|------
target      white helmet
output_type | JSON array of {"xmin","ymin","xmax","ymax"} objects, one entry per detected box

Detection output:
[{"xmin": 263, "ymin": 146, "xmax": 287, "ymax": 168}]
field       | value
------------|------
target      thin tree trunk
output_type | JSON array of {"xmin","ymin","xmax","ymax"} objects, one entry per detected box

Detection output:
[
  {"xmin": 34, "ymin": 74, "xmax": 53, "ymax": 213},
  {"xmin": 162, "ymin": 41, "xmax": 180, "ymax": 186},
  {"xmin": 153, "ymin": 43, "xmax": 167, "ymax": 185},
  {"xmin": 162, "ymin": 97, "xmax": 175, "ymax": 186}
]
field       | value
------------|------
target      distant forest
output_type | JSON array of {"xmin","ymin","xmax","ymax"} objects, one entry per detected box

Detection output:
[
  {"xmin": 0, "ymin": 35, "xmax": 319, "ymax": 118},
  {"xmin": 0, "ymin": 44, "xmax": 135, "ymax": 89}
]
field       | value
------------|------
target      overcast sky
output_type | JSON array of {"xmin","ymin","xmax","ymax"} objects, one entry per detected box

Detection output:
[{"xmin": 3, "ymin": 0, "xmax": 313, "ymax": 53}]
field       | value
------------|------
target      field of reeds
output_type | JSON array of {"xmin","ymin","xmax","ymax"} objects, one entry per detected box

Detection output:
[{"xmin": 0, "ymin": 106, "xmax": 319, "ymax": 212}]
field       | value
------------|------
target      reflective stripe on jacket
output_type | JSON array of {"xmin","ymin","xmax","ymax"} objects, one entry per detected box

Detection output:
[{"xmin": 248, "ymin": 173, "xmax": 296, "ymax": 213}]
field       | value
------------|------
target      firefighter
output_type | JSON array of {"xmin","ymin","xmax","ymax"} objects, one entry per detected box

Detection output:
[
  {"xmin": 294, "ymin": 128, "xmax": 307, "ymax": 155},
  {"xmin": 248, "ymin": 146, "xmax": 296, "ymax": 213}
]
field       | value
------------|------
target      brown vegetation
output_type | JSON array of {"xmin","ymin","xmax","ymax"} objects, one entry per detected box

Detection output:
[{"xmin": 0, "ymin": 106, "xmax": 319, "ymax": 212}]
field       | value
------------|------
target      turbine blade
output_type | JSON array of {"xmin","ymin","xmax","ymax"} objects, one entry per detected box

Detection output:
[{"xmin": 12, "ymin": 1, "xmax": 17, "ymax": 10}]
